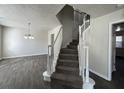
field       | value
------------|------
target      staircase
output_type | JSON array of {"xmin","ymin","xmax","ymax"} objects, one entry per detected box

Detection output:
[{"xmin": 51, "ymin": 39, "xmax": 82, "ymax": 89}]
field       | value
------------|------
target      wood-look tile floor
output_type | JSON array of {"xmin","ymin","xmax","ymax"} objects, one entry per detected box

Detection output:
[
  {"xmin": 0, "ymin": 55, "xmax": 51, "ymax": 89},
  {"xmin": 0, "ymin": 55, "xmax": 124, "ymax": 89}
]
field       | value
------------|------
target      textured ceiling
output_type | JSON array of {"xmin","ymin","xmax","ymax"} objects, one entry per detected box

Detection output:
[
  {"xmin": 0, "ymin": 4, "xmax": 64, "ymax": 31},
  {"xmin": 0, "ymin": 4, "xmax": 123, "ymax": 31}
]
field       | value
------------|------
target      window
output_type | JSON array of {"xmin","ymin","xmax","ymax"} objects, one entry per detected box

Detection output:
[{"xmin": 116, "ymin": 36, "xmax": 122, "ymax": 48}]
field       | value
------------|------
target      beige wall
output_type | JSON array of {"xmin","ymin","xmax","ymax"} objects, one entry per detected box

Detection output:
[
  {"xmin": 86, "ymin": 8, "xmax": 124, "ymax": 80},
  {"xmin": 57, "ymin": 5, "xmax": 74, "ymax": 48},
  {"xmin": 62, "ymin": 17, "xmax": 73, "ymax": 48},
  {"xmin": 2, "ymin": 27, "xmax": 48, "ymax": 58}
]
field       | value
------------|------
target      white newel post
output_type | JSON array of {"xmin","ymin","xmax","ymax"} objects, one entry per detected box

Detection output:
[
  {"xmin": 43, "ymin": 49, "xmax": 52, "ymax": 81},
  {"xmin": 43, "ymin": 34, "xmax": 54, "ymax": 82},
  {"xmin": 78, "ymin": 26, "xmax": 82, "ymax": 76},
  {"xmin": 82, "ymin": 45, "xmax": 95, "ymax": 89},
  {"xmin": 43, "ymin": 26, "xmax": 63, "ymax": 82},
  {"xmin": 85, "ymin": 46, "xmax": 89, "ymax": 83}
]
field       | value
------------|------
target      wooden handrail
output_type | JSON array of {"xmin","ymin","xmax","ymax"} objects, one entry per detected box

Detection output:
[
  {"xmin": 47, "ymin": 26, "xmax": 63, "ymax": 75},
  {"xmin": 48, "ymin": 26, "xmax": 63, "ymax": 56},
  {"xmin": 48, "ymin": 26, "xmax": 63, "ymax": 47},
  {"xmin": 53, "ymin": 26, "xmax": 63, "ymax": 46}
]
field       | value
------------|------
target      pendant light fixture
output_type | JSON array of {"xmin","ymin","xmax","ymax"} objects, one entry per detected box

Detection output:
[{"xmin": 24, "ymin": 22, "xmax": 34, "ymax": 39}]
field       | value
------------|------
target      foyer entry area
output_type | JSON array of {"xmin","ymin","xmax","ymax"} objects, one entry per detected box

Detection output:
[{"xmin": 0, "ymin": 55, "xmax": 124, "ymax": 89}]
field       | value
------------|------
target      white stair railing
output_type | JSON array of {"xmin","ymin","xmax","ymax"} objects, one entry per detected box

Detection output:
[
  {"xmin": 78, "ymin": 14, "xmax": 95, "ymax": 89},
  {"xmin": 43, "ymin": 26, "xmax": 63, "ymax": 81}
]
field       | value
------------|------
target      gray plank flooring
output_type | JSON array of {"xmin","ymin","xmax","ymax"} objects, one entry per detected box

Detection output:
[
  {"xmin": 0, "ymin": 55, "xmax": 51, "ymax": 89},
  {"xmin": 0, "ymin": 54, "xmax": 124, "ymax": 89}
]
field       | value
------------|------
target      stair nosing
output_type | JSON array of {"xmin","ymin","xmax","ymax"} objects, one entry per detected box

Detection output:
[
  {"xmin": 58, "ymin": 59, "xmax": 78, "ymax": 62},
  {"xmin": 51, "ymin": 72, "xmax": 82, "ymax": 82},
  {"xmin": 56, "ymin": 65, "xmax": 79, "ymax": 71},
  {"xmin": 60, "ymin": 53, "xmax": 78, "ymax": 56},
  {"xmin": 51, "ymin": 39, "xmax": 82, "ymax": 88}
]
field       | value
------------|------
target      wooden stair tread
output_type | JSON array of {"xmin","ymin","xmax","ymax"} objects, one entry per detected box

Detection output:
[
  {"xmin": 58, "ymin": 59, "xmax": 78, "ymax": 63},
  {"xmin": 60, "ymin": 53, "xmax": 78, "ymax": 56},
  {"xmin": 62, "ymin": 48, "xmax": 77, "ymax": 50},
  {"xmin": 51, "ymin": 39, "xmax": 82, "ymax": 89},
  {"xmin": 57, "ymin": 65, "xmax": 79, "ymax": 71},
  {"xmin": 52, "ymin": 72, "xmax": 82, "ymax": 83}
]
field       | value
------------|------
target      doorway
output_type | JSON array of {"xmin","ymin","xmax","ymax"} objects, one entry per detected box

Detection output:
[{"xmin": 109, "ymin": 20, "xmax": 124, "ymax": 81}]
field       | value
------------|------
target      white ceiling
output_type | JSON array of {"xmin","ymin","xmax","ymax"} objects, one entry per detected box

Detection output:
[
  {"xmin": 72, "ymin": 4, "xmax": 124, "ymax": 18},
  {"xmin": 0, "ymin": 4, "xmax": 123, "ymax": 31},
  {"xmin": 0, "ymin": 4, "xmax": 64, "ymax": 31}
]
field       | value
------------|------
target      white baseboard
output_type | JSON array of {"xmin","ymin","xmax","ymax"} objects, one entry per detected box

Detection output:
[
  {"xmin": 2, "ymin": 53, "xmax": 47, "ymax": 59},
  {"xmin": 90, "ymin": 69, "xmax": 110, "ymax": 81}
]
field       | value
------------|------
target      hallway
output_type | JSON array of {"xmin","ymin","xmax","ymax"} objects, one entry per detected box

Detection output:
[
  {"xmin": 90, "ymin": 56, "xmax": 124, "ymax": 89},
  {"xmin": 90, "ymin": 71, "xmax": 124, "ymax": 89}
]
